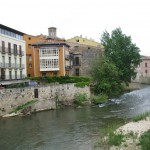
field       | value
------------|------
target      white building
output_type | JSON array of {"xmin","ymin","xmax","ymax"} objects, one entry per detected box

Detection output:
[{"xmin": 0, "ymin": 24, "xmax": 26, "ymax": 80}]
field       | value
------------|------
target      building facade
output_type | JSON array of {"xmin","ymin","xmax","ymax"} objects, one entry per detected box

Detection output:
[
  {"xmin": 134, "ymin": 56, "xmax": 150, "ymax": 83},
  {"xmin": 23, "ymin": 34, "xmax": 46, "ymax": 77},
  {"xmin": 67, "ymin": 42, "xmax": 103, "ymax": 76},
  {"xmin": 32, "ymin": 42, "xmax": 71, "ymax": 76},
  {"xmin": 27, "ymin": 27, "xmax": 71, "ymax": 77},
  {"xmin": 67, "ymin": 35, "xmax": 102, "ymax": 47},
  {"xmin": 0, "ymin": 24, "xmax": 26, "ymax": 80}
]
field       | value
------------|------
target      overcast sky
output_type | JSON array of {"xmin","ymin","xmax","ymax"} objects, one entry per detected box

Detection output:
[{"xmin": 0, "ymin": 0, "xmax": 150, "ymax": 55}]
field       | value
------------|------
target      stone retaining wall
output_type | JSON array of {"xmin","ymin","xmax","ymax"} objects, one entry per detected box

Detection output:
[{"xmin": 0, "ymin": 83, "xmax": 91, "ymax": 116}]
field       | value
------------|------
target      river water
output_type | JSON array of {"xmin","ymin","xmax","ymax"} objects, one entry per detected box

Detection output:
[{"xmin": 0, "ymin": 84, "xmax": 150, "ymax": 150}]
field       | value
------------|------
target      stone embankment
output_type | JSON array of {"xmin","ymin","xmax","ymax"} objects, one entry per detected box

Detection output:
[{"xmin": 0, "ymin": 83, "xmax": 90, "ymax": 117}]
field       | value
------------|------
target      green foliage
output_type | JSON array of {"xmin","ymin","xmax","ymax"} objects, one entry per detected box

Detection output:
[
  {"xmin": 74, "ymin": 93, "xmax": 88, "ymax": 106},
  {"xmin": 139, "ymin": 130, "xmax": 150, "ymax": 150},
  {"xmin": 13, "ymin": 100, "xmax": 36, "ymax": 113},
  {"xmin": 91, "ymin": 93, "xmax": 108, "ymax": 105},
  {"xmin": 74, "ymin": 82, "xmax": 89, "ymax": 88},
  {"xmin": 29, "ymin": 76, "xmax": 90, "ymax": 84},
  {"xmin": 90, "ymin": 56, "xmax": 124, "ymax": 97},
  {"xmin": 6, "ymin": 83, "xmax": 27, "ymax": 88},
  {"xmin": 133, "ymin": 112, "xmax": 150, "ymax": 122},
  {"xmin": 108, "ymin": 131, "xmax": 124, "ymax": 146},
  {"xmin": 101, "ymin": 28, "xmax": 141, "ymax": 85}
]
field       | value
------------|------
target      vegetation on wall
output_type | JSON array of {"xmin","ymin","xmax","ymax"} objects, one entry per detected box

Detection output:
[
  {"xmin": 12, "ymin": 100, "xmax": 36, "ymax": 113},
  {"xmin": 27, "ymin": 76, "xmax": 90, "ymax": 84},
  {"xmin": 74, "ymin": 93, "xmax": 88, "ymax": 106}
]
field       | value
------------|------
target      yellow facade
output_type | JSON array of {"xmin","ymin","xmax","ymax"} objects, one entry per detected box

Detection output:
[{"xmin": 67, "ymin": 36, "xmax": 102, "ymax": 47}]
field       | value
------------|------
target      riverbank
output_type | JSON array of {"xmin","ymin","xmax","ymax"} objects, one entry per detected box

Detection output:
[{"xmin": 110, "ymin": 116, "xmax": 150, "ymax": 150}]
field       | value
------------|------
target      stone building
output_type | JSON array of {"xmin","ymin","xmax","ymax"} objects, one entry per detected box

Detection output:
[
  {"xmin": 67, "ymin": 41, "xmax": 103, "ymax": 76},
  {"xmin": 134, "ymin": 56, "xmax": 150, "ymax": 83},
  {"xmin": 0, "ymin": 24, "xmax": 26, "ymax": 80}
]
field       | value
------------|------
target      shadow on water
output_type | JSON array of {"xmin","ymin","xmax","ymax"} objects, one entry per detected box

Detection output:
[{"xmin": 0, "ymin": 84, "xmax": 150, "ymax": 150}]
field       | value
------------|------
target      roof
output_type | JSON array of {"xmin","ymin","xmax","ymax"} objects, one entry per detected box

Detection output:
[
  {"xmin": 32, "ymin": 42, "xmax": 70, "ymax": 47},
  {"xmin": 48, "ymin": 27, "xmax": 57, "ymax": 29},
  {"xmin": 0, "ymin": 24, "xmax": 24, "ymax": 35}
]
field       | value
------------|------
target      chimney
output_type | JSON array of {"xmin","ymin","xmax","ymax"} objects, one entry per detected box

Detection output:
[{"xmin": 48, "ymin": 27, "xmax": 57, "ymax": 37}]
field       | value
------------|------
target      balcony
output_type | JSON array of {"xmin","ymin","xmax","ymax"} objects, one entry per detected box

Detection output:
[
  {"xmin": 20, "ymin": 64, "xmax": 25, "ymax": 69},
  {"xmin": 0, "ymin": 62, "xmax": 9, "ymax": 68},
  {"xmin": 65, "ymin": 66, "xmax": 72, "ymax": 70},
  {"xmin": 0, "ymin": 46, "xmax": 24, "ymax": 56},
  {"xmin": 73, "ymin": 63, "xmax": 81, "ymax": 66},
  {"xmin": 0, "ymin": 62, "xmax": 25, "ymax": 69},
  {"xmin": 65, "ymin": 55, "xmax": 70, "ymax": 60}
]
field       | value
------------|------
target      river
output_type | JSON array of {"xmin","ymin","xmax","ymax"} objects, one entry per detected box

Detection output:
[{"xmin": 0, "ymin": 84, "xmax": 150, "ymax": 150}]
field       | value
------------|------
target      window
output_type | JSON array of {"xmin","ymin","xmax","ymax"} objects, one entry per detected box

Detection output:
[
  {"xmin": 8, "ymin": 43, "xmax": 11, "ymax": 54},
  {"xmin": 29, "ymin": 37, "xmax": 31, "ymax": 40},
  {"xmin": 54, "ymin": 72, "xmax": 58, "ymax": 76},
  {"xmin": 145, "ymin": 70, "xmax": 148, "ymax": 74},
  {"xmin": 2, "ymin": 41, "xmax": 5, "ymax": 52},
  {"xmin": 28, "ymin": 44, "xmax": 32, "ymax": 48},
  {"xmin": 40, "ymin": 59, "xmax": 59, "ymax": 68},
  {"xmin": 145, "ymin": 63, "xmax": 147, "ymax": 67},
  {"xmin": 20, "ymin": 58, "xmax": 22, "ymax": 68},
  {"xmin": 42, "ymin": 73, "xmax": 46, "ymax": 77},
  {"xmin": 20, "ymin": 71, "xmax": 22, "ymax": 79},
  {"xmin": 13, "ymin": 44, "xmax": 17, "ymax": 54},
  {"xmin": 9, "ymin": 70, "xmax": 12, "ymax": 79},
  {"xmin": 2, "ymin": 56, "xmax": 5, "ymax": 64},
  {"xmin": 14, "ymin": 57, "xmax": 17, "ymax": 67},
  {"xmin": 19, "ymin": 45, "xmax": 22, "ymax": 55},
  {"xmin": 40, "ymin": 48, "xmax": 59, "ymax": 57},
  {"xmin": 15, "ymin": 70, "xmax": 17, "ymax": 79},
  {"xmin": 28, "ymin": 54, "xmax": 32, "ymax": 61},
  {"xmin": 9, "ymin": 57, "xmax": 11, "ymax": 67},
  {"xmin": 29, "ymin": 64, "xmax": 32, "ymax": 68},
  {"xmin": 75, "ymin": 57, "xmax": 80, "ymax": 65},
  {"xmin": 76, "ymin": 39, "xmax": 79, "ymax": 42},
  {"xmin": 28, "ymin": 74, "xmax": 31, "ymax": 77}
]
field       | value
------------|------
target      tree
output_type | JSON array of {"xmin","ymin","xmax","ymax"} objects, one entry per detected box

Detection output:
[
  {"xmin": 101, "ymin": 28, "xmax": 141, "ymax": 85},
  {"xmin": 90, "ymin": 56, "xmax": 124, "ymax": 97}
]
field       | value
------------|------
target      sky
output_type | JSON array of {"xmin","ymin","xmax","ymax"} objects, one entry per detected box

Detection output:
[{"xmin": 0, "ymin": 0, "xmax": 150, "ymax": 56}]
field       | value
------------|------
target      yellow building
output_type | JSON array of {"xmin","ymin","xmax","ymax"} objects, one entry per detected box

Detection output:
[{"xmin": 67, "ymin": 36, "xmax": 102, "ymax": 48}]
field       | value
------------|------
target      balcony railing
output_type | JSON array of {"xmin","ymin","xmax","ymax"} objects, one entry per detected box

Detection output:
[
  {"xmin": 0, "ymin": 46, "xmax": 24, "ymax": 56},
  {"xmin": 65, "ymin": 66, "xmax": 72, "ymax": 70},
  {"xmin": 0, "ymin": 62, "xmax": 25, "ymax": 69},
  {"xmin": 65, "ymin": 55, "xmax": 70, "ymax": 60}
]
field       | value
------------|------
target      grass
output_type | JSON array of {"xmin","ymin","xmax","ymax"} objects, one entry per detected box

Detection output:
[
  {"xmin": 13, "ymin": 100, "xmax": 37, "ymax": 113},
  {"xmin": 74, "ymin": 93, "xmax": 88, "ymax": 106},
  {"xmin": 133, "ymin": 112, "xmax": 150, "ymax": 122},
  {"xmin": 91, "ymin": 93, "xmax": 108, "ymax": 105},
  {"xmin": 139, "ymin": 129, "xmax": 150, "ymax": 150},
  {"xmin": 95, "ymin": 123, "xmax": 125, "ymax": 148}
]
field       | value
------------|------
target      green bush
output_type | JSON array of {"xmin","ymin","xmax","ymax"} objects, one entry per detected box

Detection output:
[
  {"xmin": 29, "ymin": 76, "xmax": 90, "ymax": 84},
  {"xmin": 74, "ymin": 93, "xmax": 88, "ymax": 106},
  {"xmin": 74, "ymin": 82, "xmax": 89, "ymax": 88},
  {"xmin": 91, "ymin": 93, "xmax": 108, "ymax": 105},
  {"xmin": 139, "ymin": 130, "xmax": 150, "ymax": 150},
  {"xmin": 108, "ymin": 131, "xmax": 124, "ymax": 146}
]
